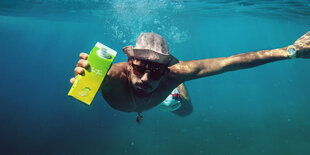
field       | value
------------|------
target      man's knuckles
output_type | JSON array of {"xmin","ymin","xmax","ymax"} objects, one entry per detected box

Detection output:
[
  {"xmin": 77, "ymin": 59, "xmax": 89, "ymax": 68},
  {"xmin": 74, "ymin": 67, "xmax": 84, "ymax": 75},
  {"xmin": 80, "ymin": 53, "xmax": 88, "ymax": 60}
]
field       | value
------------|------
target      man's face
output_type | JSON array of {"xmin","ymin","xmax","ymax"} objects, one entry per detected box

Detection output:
[{"xmin": 129, "ymin": 58, "xmax": 167, "ymax": 96}]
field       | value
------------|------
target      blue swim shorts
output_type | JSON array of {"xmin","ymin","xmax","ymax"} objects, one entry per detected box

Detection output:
[{"xmin": 157, "ymin": 88, "xmax": 182, "ymax": 111}]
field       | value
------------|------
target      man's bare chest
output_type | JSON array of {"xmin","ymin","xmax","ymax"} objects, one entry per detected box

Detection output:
[{"xmin": 101, "ymin": 85, "xmax": 172, "ymax": 113}]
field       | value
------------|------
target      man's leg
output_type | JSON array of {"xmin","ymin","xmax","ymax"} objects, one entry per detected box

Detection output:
[
  {"xmin": 157, "ymin": 83, "xmax": 193, "ymax": 116},
  {"xmin": 172, "ymin": 83, "xmax": 193, "ymax": 117}
]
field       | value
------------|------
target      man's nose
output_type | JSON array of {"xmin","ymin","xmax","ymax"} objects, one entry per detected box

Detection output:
[{"xmin": 141, "ymin": 71, "xmax": 151, "ymax": 82}]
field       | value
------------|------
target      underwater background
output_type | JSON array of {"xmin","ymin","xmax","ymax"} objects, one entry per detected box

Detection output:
[{"xmin": 1, "ymin": 0, "xmax": 310, "ymax": 154}]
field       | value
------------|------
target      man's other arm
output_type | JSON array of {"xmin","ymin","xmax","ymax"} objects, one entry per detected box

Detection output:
[{"xmin": 170, "ymin": 31, "xmax": 310, "ymax": 82}]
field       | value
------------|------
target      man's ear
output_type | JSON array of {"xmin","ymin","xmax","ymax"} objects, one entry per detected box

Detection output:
[
  {"xmin": 127, "ymin": 59, "xmax": 133, "ymax": 71},
  {"xmin": 128, "ymin": 58, "xmax": 133, "ymax": 64}
]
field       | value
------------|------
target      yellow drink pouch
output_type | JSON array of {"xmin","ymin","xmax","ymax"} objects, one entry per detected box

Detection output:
[{"xmin": 68, "ymin": 42, "xmax": 117, "ymax": 105}]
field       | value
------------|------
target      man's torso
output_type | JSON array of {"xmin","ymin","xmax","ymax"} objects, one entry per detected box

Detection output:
[{"xmin": 100, "ymin": 62, "xmax": 180, "ymax": 113}]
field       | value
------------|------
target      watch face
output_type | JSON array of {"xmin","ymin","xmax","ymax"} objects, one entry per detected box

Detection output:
[
  {"xmin": 288, "ymin": 46, "xmax": 296, "ymax": 56},
  {"xmin": 288, "ymin": 48, "xmax": 293, "ymax": 55}
]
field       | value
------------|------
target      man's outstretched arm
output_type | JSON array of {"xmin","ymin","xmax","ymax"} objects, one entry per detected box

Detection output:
[{"xmin": 170, "ymin": 31, "xmax": 310, "ymax": 82}]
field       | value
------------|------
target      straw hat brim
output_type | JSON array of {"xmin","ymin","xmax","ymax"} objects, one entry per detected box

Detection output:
[{"xmin": 123, "ymin": 45, "xmax": 179, "ymax": 66}]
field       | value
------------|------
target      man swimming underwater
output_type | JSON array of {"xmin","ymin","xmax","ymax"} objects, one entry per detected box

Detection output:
[{"xmin": 70, "ymin": 32, "xmax": 310, "ymax": 123}]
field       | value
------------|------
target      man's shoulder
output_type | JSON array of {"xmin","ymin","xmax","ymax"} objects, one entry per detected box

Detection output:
[
  {"xmin": 101, "ymin": 62, "xmax": 129, "ymax": 93},
  {"xmin": 111, "ymin": 62, "xmax": 129, "ymax": 69},
  {"xmin": 107, "ymin": 62, "xmax": 129, "ymax": 79}
]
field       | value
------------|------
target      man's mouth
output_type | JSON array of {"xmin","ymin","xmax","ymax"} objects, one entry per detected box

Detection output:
[
  {"xmin": 133, "ymin": 83, "xmax": 153, "ymax": 97},
  {"xmin": 135, "ymin": 83, "xmax": 152, "ymax": 90}
]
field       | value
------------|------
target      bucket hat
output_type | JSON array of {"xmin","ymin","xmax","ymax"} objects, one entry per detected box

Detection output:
[{"xmin": 123, "ymin": 32, "xmax": 179, "ymax": 66}]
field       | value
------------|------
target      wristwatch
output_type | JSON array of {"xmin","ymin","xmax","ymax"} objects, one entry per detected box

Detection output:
[{"xmin": 287, "ymin": 45, "xmax": 297, "ymax": 59}]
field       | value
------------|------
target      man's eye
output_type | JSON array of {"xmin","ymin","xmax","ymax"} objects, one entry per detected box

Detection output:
[
  {"xmin": 138, "ymin": 68, "xmax": 144, "ymax": 73},
  {"xmin": 136, "ymin": 66, "xmax": 145, "ymax": 73}
]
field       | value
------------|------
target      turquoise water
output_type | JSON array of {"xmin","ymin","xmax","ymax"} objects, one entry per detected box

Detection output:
[{"xmin": 1, "ymin": 0, "xmax": 310, "ymax": 154}]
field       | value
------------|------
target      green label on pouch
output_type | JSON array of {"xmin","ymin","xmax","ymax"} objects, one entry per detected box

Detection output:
[{"xmin": 68, "ymin": 42, "xmax": 117, "ymax": 105}]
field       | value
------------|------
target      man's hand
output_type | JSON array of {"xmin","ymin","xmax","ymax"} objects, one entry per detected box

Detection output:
[
  {"xmin": 70, "ymin": 53, "xmax": 90, "ymax": 84},
  {"xmin": 294, "ymin": 31, "xmax": 310, "ymax": 58}
]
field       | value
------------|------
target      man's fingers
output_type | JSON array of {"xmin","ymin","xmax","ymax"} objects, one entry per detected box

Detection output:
[
  {"xmin": 74, "ymin": 67, "xmax": 85, "ymax": 76},
  {"xmin": 70, "ymin": 77, "xmax": 76, "ymax": 84},
  {"xmin": 80, "ymin": 53, "xmax": 88, "ymax": 60},
  {"xmin": 77, "ymin": 59, "xmax": 89, "ymax": 68},
  {"xmin": 71, "ymin": 53, "xmax": 88, "ymax": 84}
]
